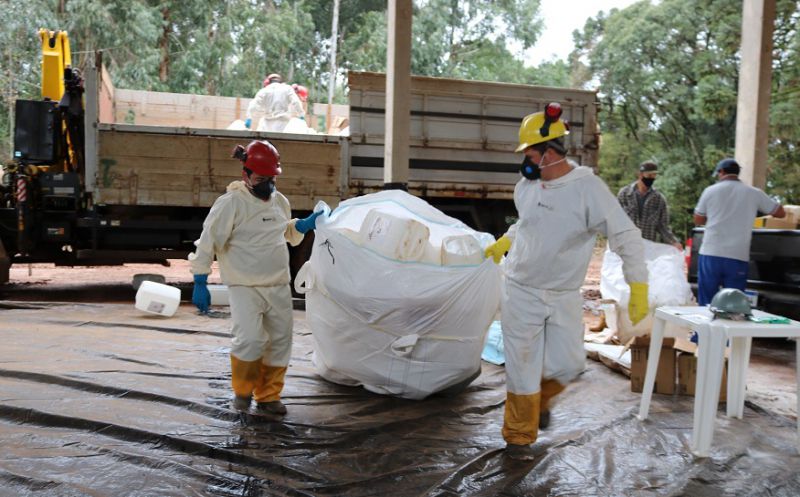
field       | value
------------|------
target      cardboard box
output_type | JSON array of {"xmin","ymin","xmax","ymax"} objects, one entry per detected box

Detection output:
[
  {"xmin": 677, "ymin": 352, "xmax": 727, "ymax": 402},
  {"xmin": 784, "ymin": 205, "xmax": 800, "ymax": 225},
  {"xmin": 629, "ymin": 336, "xmax": 676, "ymax": 394},
  {"xmin": 754, "ymin": 215, "xmax": 798, "ymax": 229}
]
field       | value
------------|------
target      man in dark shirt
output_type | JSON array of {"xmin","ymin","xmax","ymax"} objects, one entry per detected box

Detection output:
[{"xmin": 617, "ymin": 162, "xmax": 682, "ymax": 250}]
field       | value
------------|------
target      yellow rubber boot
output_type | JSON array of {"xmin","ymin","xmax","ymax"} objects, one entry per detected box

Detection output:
[
  {"xmin": 540, "ymin": 379, "xmax": 565, "ymax": 412},
  {"xmin": 539, "ymin": 379, "xmax": 566, "ymax": 429},
  {"xmin": 230, "ymin": 354, "xmax": 262, "ymax": 399},
  {"xmin": 502, "ymin": 391, "xmax": 541, "ymax": 446},
  {"xmin": 253, "ymin": 364, "xmax": 287, "ymax": 403}
]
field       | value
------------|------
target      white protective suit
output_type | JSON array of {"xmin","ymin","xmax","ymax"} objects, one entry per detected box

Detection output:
[
  {"xmin": 247, "ymin": 83, "xmax": 305, "ymax": 133},
  {"xmin": 189, "ymin": 181, "xmax": 304, "ymax": 403},
  {"xmin": 500, "ymin": 162, "xmax": 647, "ymax": 445}
]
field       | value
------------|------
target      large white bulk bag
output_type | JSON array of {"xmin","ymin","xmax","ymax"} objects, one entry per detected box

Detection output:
[
  {"xmin": 600, "ymin": 239, "xmax": 694, "ymax": 342},
  {"xmin": 296, "ymin": 191, "xmax": 501, "ymax": 399}
]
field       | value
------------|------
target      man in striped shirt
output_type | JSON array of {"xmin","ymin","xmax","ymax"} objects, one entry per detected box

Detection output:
[{"xmin": 617, "ymin": 162, "xmax": 682, "ymax": 250}]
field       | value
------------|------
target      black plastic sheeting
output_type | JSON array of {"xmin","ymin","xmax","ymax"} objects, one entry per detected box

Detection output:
[{"xmin": 1, "ymin": 301, "xmax": 800, "ymax": 496}]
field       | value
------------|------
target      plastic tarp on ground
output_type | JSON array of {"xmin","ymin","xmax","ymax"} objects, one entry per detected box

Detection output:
[
  {"xmin": 1, "ymin": 301, "xmax": 800, "ymax": 496},
  {"xmin": 297, "ymin": 191, "xmax": 501, "ymax": 399}
]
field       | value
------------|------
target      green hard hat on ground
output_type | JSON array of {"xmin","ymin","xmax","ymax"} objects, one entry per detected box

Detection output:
[{"xmin": 709, "ymin": 288, "xmax": 752, "ymax": 320}]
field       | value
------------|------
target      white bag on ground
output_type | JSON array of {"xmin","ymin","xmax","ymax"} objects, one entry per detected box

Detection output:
[
  {"xmin": 600, "ymin": 239, "xmax": 693, "ymax": 342},
  {"xmin": 296, "ymin": 191, "xmax": 501, "ymax": 399}
]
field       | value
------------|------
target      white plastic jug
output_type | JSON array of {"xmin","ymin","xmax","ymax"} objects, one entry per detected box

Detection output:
[
  {"xmin": 441, "ymin": 235, "xmax": 483, "ymax": 266},
  {"xmin": 207, "ymin": 284, "xmax": 230, "ymax": 306},
  {"xmin": 359, "ymin": 209, "xmax": 430, "ymax": 261},
  {"xmin": 135, "ymin": 281, "xmax": 181, "ymax": 317}
]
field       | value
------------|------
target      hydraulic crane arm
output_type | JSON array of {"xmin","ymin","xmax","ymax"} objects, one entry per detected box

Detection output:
[{"xmin": 39, "ymin": 29, "xmax": 72, "ymax": 101}]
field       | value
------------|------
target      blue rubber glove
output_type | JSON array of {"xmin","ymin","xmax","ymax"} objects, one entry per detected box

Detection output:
[
  {"xmin": 192, "ymin": 274, "xmax": 211, "ymax": 313},
  {"xmin": 244, "ymin": 118, "xmax": 252, "ymax": 129},
  {"xmin": 295, "ymin": 211, "xmax": 324, "ymax": 234}
]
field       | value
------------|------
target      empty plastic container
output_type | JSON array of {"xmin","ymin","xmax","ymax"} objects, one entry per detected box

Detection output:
[
  {"xmin": 359, "ymin": 209, "xmax": 430, "ymax": 261},
  {"xmin": 135, "ymin": 281, "xmax": 181, "ymax": 317},
  {"xmin": 441, "ymin": 235, "xmax": 483, "ymax": 265},
  {"xmin": 207, "ymin": 284, "xmax": 230, "ymax": 306}
]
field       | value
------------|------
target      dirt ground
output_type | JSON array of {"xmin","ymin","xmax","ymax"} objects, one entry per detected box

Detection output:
[
  {"xmin": 7, "ymin": 259, "xmax": 213, "ymax": 287},
  {"xmin": 2, "ymin": 245, "xmax": 796, "ymax": 419}
]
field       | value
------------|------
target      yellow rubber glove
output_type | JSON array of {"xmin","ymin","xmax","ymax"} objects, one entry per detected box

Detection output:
[
  {"xmin": 628, "ymin": 282, "xmax": 649, "ymax": 325},
  {"xmin": 484, "ymin": 235, "xmax": 512, "ymax": 264}
]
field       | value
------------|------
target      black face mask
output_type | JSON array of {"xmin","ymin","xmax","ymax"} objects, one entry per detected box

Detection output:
[
  {"xmin": 642, "ymin": 177, "xmax": 655, "ymax": 188},
  {"xmin": 520, "ymin": 156, "xmax": 541, "ymax": 181},
  {"xmin": 249, "ymin": 179, "xmax": 275, "ymax": 200}
]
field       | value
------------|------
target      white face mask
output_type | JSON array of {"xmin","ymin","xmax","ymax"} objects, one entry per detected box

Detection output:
[{"xmin": 538, "ymin": 152, "xmax": 566, "ymax": 170}]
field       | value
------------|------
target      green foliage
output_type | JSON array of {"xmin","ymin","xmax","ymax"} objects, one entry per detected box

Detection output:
[
  {"xmin": 0, "ymin": 0, "xmax": 61, "ymax": 160},
  {"xmin": 768, "ymin": 0, "xmax": 800, "ymax": 204}
]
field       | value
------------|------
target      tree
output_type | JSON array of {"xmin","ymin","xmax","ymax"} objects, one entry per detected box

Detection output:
[{"xmin": 0, "ymin": 0, "xmax": 60, "ymax": 160}]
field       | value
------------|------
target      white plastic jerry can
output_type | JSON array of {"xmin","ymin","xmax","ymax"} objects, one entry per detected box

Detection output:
[{"xmin": 135, "ymin": 281, "xmax": 181, "ymax": 317}]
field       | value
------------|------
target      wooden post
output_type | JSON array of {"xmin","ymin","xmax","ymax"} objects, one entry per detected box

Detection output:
[
  {"xmin": 326, "ymin": 0, "xmax": 340, "ymax": 134},
  {"xmin": 383, "ymin": 0, "xmax": 412, "ymax": 190},
  {"xmin": 735, "ymin": 0, "xmax": 775, "ymax": 188}
]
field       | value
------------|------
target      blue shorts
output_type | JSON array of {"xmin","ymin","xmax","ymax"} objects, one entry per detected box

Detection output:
[{"xmin": 697, "ymin": 254, "xmax": 749, "ymax": 305}]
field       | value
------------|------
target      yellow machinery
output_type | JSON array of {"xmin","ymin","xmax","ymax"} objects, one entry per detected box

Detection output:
[{"xmin": 39, "ymin": 29, "xmax": 72, "ymax": 102}]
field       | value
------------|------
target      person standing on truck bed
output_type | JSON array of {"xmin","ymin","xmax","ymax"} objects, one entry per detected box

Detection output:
[
  {"xmin": 617, "ymin": 161, "xmax": 683, "ymax": 250},
  {"xmin": 483, "ymin": 103, "xmax": 649, "ymax": 461},
  {"xmin": 245, "ymin": 73, "xmax": 305, "ymax": 133},
  {"xmin": 189, "ymin": 140, "xmax": 324, "ymax": 416},
  {"xmin": 693, "ymin": 158, "xmax": 786, "ymax": 305}
]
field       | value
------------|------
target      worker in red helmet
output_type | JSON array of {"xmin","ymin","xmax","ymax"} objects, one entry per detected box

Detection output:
[
  {"xmin": 245, "ymin": 72, "xmax": 304, "ymax": 132},
  {"xmin": 291, "ymin": 83, "xmax": 309, "ymax": 116},
  {"xmin": 189, "ymin": 140, "xmax": 325, "ymax": 416}
]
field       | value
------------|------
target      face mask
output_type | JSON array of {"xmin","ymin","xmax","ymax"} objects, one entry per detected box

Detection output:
[
  {"xmin": 248, "ymin": 178, "xmax": 275, "ymax": 200},
  {"xmin": 642, "ymin": 177, "xmax": 655, "ymax": 188},
  {"xmin": 520, "ymin": 156, "xmax": 540, "ymax": 180}
]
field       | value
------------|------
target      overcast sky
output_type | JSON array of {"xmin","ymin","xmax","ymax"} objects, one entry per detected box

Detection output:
[{"xmin": 525, "ymin": 0, "xmax": 641, "ymax": 63}]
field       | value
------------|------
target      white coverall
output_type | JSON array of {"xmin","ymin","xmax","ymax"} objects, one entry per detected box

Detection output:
[
  {"xmin": 247, "ymin": 83, "xmax": 305, "ymax": 133},
  {"xmin": 189, "ymin": 181, "xmax": 304, "ymax": 402},
  {"xmin": 500, "ymin": 163, "xmax": 647, "ymax": 445}
]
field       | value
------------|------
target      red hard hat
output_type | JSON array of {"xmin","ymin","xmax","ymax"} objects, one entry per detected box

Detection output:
[
  {"xmin": 263, "ymin": 73, "xmax": 282, "ymax": 87},
  {"xmin": 233, "ymin": 140, "xmax": 282, "ymax": 176},
  {"xmin": 292, "ymin": 84, "xmax": 309, "ymax": 101}
]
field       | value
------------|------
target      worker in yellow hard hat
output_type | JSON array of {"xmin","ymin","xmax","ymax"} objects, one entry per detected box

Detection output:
[{"xmin": 484, "ymin": 103, "xmax": 649, "ymax": 460}]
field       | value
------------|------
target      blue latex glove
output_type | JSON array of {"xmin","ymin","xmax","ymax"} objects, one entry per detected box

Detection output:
[
  {"xmin": 244, "ymin": 118, "xmax": 252, "ymax": 129},
  {"xmin": 192, "ymin": 274, "xmax": 211, "ymax": 313},
  {"xmin": 295, "ymin": 211, "xmax": 324, "ymax": 234}
]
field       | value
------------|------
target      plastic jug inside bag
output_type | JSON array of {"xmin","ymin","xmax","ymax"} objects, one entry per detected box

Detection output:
[
  {"xmin": 359, "ymin": 209, "xmax": 430, "ymax": 262},
  {"xmin": 441, "ymin": 235, "xmax": 483, "ymax": 265}
]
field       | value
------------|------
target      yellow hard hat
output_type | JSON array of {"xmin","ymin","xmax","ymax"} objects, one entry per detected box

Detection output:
[{"xmin": 516, "ymin": 103, "xmax": 570, "ymax": 152}]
